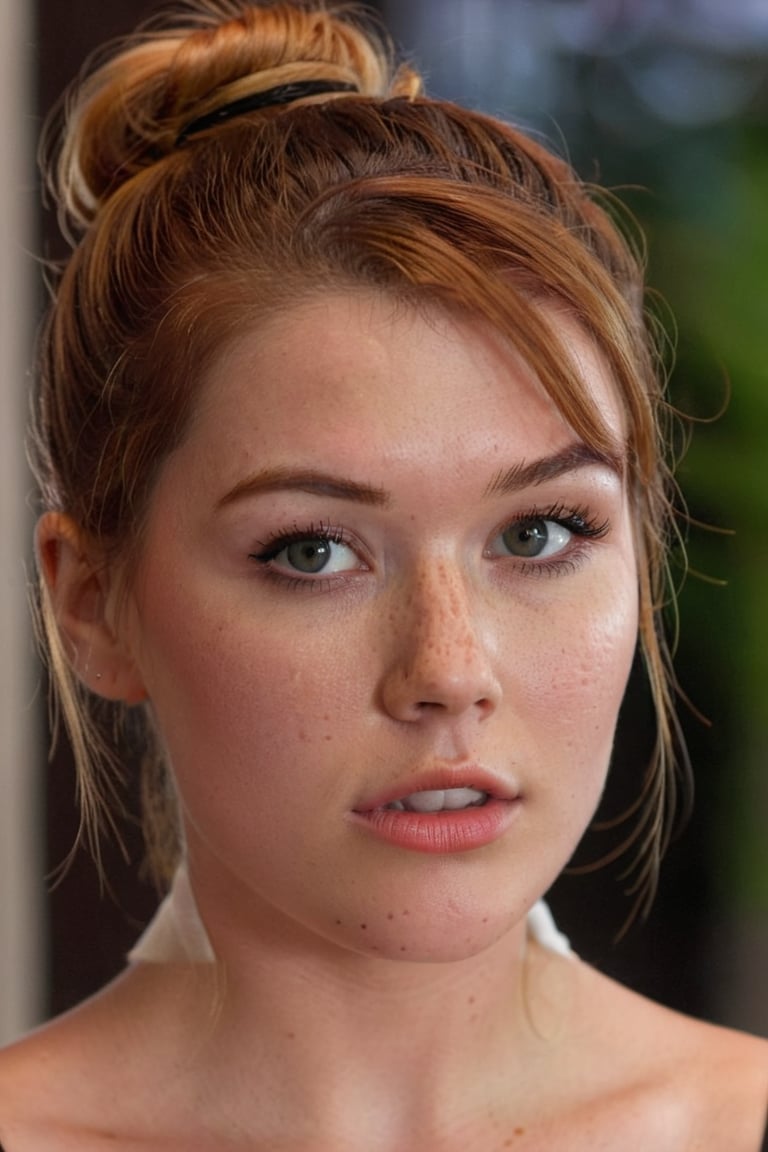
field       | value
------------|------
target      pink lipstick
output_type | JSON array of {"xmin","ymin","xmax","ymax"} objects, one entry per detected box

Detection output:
[{"xmin": 351, "ymin": 768, "xmax": 521, "ymax": 854}]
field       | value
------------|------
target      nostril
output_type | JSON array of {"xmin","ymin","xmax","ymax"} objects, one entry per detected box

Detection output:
[{"xmin": 411, "ymin": 690, "xmax": 496, "ymax": 717}]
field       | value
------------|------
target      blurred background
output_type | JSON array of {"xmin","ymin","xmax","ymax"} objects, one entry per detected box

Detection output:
[{"xmin": 1, "ymin": 0, "xmax": 766, "ymax": 1042}]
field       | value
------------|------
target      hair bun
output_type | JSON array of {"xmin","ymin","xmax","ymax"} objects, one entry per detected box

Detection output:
[{"xmin": 46, "ymin": 1, "xmax": 422, "ymax": 236}]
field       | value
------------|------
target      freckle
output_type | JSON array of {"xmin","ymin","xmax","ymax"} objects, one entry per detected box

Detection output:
[
  {"xmin": 298, "ymin": 729, "xmax": 307, "ymax": 742},
  {"xmin": 335, "ymin": 919, "xmax": 342, "ymax": 926},
  {"xmin": 387, "ymin": 912, "xmax": 394, "ymax": 920},
  {"xmin": 468, "ymin": 996, "xmax": 476, "ymax": 1005},
  {"xmin": 286, "ymin": 1031, "xmax": 296, "ymax": 1040},
  {"xmin": 482, "ymin": 917, "xmax": 488, "ymax": 923},
  {"xmin": 323, "ymin": 713, "xmax": 330, "ymax": 721},
  {"xmin": 324, "ymin": 734, "xmax": 332, "ymax": 741},
  {"xmin": 360, "ymin": 923, "xmax": 367, "ymax": 930},
  {"xmin": 400, "ymin": 946, "xmax": 407, "ymax": 952},
  {"xmin": 402, "ymin": 909, "xmax": 410, "ymax": 916}
]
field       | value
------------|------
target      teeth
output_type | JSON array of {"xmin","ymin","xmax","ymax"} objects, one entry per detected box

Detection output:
[
  {"xmin": 385, "ymin": 788, "xmax": 488, "ymax": 813},
  {"xmin": 441, "ymin": 787, "xmax": 487, "ymax": 810},
  {"xmin": 405, "ymin": 789, "xmax": 445, "ymax": 813}
]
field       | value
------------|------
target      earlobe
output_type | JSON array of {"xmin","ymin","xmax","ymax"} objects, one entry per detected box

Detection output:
[{"xmin": 36, "ymin": 512, "xmax": 148, "ymax": 704}]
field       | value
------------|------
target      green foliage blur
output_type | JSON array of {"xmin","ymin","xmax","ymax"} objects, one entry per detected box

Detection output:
[
  {"xmin": 569, "ymin": 106, "xmax": 768, "ymax": 919},
  {"xmin": 645, "ymin": 121, "xmax": 768, "ymax": 914}
]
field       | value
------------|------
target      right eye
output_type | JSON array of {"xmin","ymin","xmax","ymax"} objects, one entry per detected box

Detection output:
[
  {"xmin": 250, "ymin": 526, "xmax": 364, "ymax": 580},
  {"xmin": 271, "ymin": 535, "xmax": 359, "ymax": 575}
]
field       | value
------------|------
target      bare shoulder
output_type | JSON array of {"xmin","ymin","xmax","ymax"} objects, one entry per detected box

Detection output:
[
  {"xmin": 670, "ymin": 1011, "xmax": 768, "ymax": 1147},
  {"xmin": 682, "ymin": 1016, "xmax": 767, "ymax": 1148},
  {"xmin": 0, "ymin": 964, "xmax": 202, "ymax": 1151},
  {"xmin": 0, "ymin": 1016, "xmax": 87, "ymax": 1149},
  {"xmin": 0, "ymin": 978, "xmax": 132, "ymax": 1149},
  {"xmin": 571, "ymin": 957, "xmax": 768, "ymax": 1151}
]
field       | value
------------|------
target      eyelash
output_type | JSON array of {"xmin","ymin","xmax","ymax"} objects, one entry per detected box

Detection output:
[
  {"xmin": 248, "ymin": 505, "xmax": 610, "ymax": 588},
  {"xmin": 499, "ymin": 503, "xmax": 610, "ymax": 579},
  {"xmin": 249, "ymin": 521, "xmax": 356, "ymax": 592}
]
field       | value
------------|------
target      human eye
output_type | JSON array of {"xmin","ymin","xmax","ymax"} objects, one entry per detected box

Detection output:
[
  {"xmin": 487, "ymin": 504, "xmax": 609, "ymax": 572},
  {"xmin": 248, "ymin": 522, "xmax": 365, "ymax": 583}
]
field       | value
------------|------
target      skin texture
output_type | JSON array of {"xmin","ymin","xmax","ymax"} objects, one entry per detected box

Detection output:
[
  {"xmin": 120, "ymin": 291, "xmax": 638, "ymax": 964},
  {"xmin": 2, "ymin": 293, "xmax": 766, "ymax": 1150}
]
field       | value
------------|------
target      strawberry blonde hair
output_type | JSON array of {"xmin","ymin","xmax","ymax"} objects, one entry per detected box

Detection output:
[{"xmin": 33, "ymin": 0, "xmax": 686, "ymax": 918}]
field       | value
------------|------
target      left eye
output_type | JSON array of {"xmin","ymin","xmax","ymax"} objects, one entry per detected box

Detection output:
[
  {"xmin": 268, "ymin": 535, "xmax": 360, "ymax": 575},
  {"xmin": 489, "ymin": 518, "xmax": 572, "ymax": 560}
]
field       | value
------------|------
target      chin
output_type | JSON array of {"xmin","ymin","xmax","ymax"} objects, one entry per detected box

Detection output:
[{"xmin": 322, "ymin": 891, "xmax": 530, "ymax": 966}]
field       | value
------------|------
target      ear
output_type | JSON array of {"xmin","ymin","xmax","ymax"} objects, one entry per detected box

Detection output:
[{"xmin": 36, "ymin": 512, "xmax": 148, "ymax": 704}]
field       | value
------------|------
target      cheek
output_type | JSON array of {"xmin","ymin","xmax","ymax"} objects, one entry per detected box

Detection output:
[
  {"xmin": 566, "ymin": 594, "xmax": 637, "ymax": 712},
  {"xmin": 505, "ymin": 578, "xmax": 638, "ymax": 868},
  {"xmin": 514, "ymin": 575, "xmax": 639, "ymax": 760},
  {"xmin": 130, "ymin": 577, "xmax": 368, "ymax": 779}
]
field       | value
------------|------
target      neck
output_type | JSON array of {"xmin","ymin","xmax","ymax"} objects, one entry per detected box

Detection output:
[{"xmin": 152, "ymin": 858, "xmax": 577, "ymax": 1145}]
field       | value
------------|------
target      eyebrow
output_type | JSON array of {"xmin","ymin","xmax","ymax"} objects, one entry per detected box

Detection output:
[
  {"xmin": 217, "ymin": 467, "xmax": 391, "ymax": 509},
  {"xmin": 217, "ymin": 441, "xmax": 625, "ymax": 511},
  {"xmin": 484, "ymin": 442, "xmax": 625, "ymax": 497}
]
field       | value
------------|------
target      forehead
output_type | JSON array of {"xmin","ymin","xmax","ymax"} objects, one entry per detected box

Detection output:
[{"xmin": 185, "ymin": 289, "xmax": 625, "ymax": 457}]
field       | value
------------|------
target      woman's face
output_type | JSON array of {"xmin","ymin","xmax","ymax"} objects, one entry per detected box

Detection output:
[{"xmin": 123, "ymin": 291, "xmax": 638, "ymax": 962}]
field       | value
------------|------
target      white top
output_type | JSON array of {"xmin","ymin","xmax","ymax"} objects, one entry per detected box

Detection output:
[{"xmin": 129, "ymin": 866, "xmax": 572, "ymax": 963}]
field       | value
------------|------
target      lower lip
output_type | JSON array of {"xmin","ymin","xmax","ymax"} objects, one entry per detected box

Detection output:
[{"xmin": 350, "ymin": 798, "xmax": 520, "ymax": 855}]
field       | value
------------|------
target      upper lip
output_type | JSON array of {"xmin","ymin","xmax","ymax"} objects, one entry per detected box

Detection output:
[{"xmin": 353, "ymin": 765, "xmax": 521, "ymax": 813}]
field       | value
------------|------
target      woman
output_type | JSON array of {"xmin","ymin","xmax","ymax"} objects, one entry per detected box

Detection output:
[{"xmin": 0, "ymin": 1, "xmax": 765, "ymax": 1147}]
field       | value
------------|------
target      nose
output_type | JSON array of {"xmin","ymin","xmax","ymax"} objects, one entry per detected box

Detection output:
[{"xmin": 379, "ymin": 559, "xmax": 502, "ymax": 724}]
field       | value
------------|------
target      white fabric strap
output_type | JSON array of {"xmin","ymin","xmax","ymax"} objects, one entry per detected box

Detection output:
[
  {"xmin": 128, "ymin": 866, "xmax": 215, "ymax": 963},
  {"xmin": 525, "ymin": 897, "xmax": 572, "ymax": 957}
]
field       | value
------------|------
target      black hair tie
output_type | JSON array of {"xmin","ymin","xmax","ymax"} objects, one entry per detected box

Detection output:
[{"xmin": 176, "ymin": 79, "xmax": 359, "ymax": 145}]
